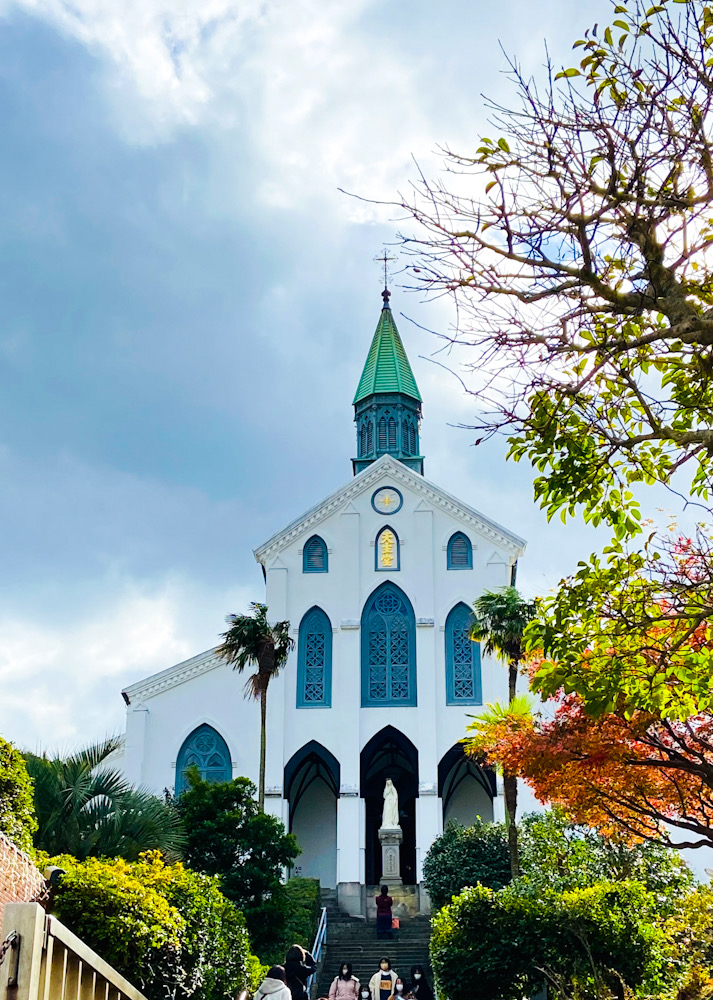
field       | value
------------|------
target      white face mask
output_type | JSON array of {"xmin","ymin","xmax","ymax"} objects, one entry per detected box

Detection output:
[
  {"xmin": 414, "ymin": 974, "xmax": 422, "ymax": 980},
  {"xmin": 396, "ymin": 988, "xmax": 403, "ymax": 994},
  {"xmin": 342, "ymin": 970, "xmax": 349, "ymax": 976},
  {"xmin": 362, "ymin": 994, "xmax": 370, "ymax": 999},
  {"xmin": 380, "ymin": 965, "xmax": 389, "ymax": 972}
]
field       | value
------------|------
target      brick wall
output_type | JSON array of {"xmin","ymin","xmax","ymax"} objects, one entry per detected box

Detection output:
[{"xmin": 0, "ymin": 832, "xmax": 45, "ymax": 926}]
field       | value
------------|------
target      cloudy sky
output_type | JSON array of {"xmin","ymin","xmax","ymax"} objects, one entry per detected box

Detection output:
[{"xmin": 0, "ymin": 0, "xmax": 624, "ymax": 752}]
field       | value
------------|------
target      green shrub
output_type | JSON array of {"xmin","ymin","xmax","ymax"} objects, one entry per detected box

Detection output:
[
  {"xmin": 0, "ymin": 736, "xmax": 37, "ymax": 854},
  {"xmin": 431, "ymin": 880, "xmax": 670, "ymax": 1000},
  {"xmin": 422, "ymin": 819, "xmax": 511, "ymax": 909},
  {"xmin": 50, "ymin": 852, "xmax": 259, "ymax": 1000},
  {"xmin": 283, "ymin": 878, "xmax": 321, "ymax": 951}
]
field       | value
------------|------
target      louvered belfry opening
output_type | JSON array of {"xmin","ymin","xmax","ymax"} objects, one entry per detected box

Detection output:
[{"xmin": 447, "ymin": 531, "xmax": 473, "ymax": 569}]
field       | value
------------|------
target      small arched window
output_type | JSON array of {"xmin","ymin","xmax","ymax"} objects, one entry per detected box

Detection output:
[
  {"xmin": 445, "ymin": 603, "xmax": 482, "ymax": 705},
  {"xmin": 175, "ymin": 724, "xmax": 231, "ymax": 795},
  {"xmin": 375, "ymin": 525, "xmax": 400, "ymax": 571},
  {"xmin": 366, "ymin": 420, "xmax": 374, "ymax": 453},
  {"xmin": 297, "ymin": 607, "xmax": 332, "ymax": 707},
  {"xmin": 409, "ymin": 423, "xmax": 416, "ymax": 455},
  {"xmin": 303, "ymin": 535, "xmax": 328, "ymax": 573},
  {"xmin": 360, "ymin": 423, "xmax": 368, "ymax": 455},
  {"xmin": 447, "ymin": 531, "xmax": 473, "ymax": 570}
]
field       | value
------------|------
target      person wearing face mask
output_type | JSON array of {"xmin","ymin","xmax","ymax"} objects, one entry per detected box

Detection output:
[
  {"xmin": 328, "ymin": 961, "xmax": 359, "ymax": 999},
  {"xmin": 388, "ymin": 977, "xmax": 413, "ymax": 1000},
  {"xmin": 360, "ymin": 988, "xmax": 371, "ymax": 1000},
  {"xmin": 368, "ymin": 958, "xmax": 398, "ymax": 1000},
  {"xmin": 407, "ymin": 966, "xmax": 433, "ymax": 1000}
]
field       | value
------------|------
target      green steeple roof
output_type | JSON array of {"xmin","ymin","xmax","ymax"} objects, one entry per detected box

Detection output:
[{"xmin": 353, "ymin": 295, "xmax": 422, "ymax": 404}]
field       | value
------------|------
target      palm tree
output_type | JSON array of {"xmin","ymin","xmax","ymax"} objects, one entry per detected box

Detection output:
[
  {"xmin": 471, "ymin": 586, "xmax": 537, "ymax": 877},
  {"xmin": 24, "ymin": 737, "xmax": 184, "ymax": 860},
  {"xmin": 216, "ymin": 602, "xmax": 293, "ymax": 811}
]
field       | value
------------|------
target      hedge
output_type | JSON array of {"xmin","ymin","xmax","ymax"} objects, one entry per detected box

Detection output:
[
  {"xmin": 0, "ymin": 736, "xmax": 37, "ymax": 854},
  {"xmin": 48, "ymin": 851, "xmax": 260, "ymax": 1000}
]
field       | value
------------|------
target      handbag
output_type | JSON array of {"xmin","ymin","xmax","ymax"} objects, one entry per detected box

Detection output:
[{"xmin": 391, "ymin": 917, "xmax": 400, "ymax": 929}]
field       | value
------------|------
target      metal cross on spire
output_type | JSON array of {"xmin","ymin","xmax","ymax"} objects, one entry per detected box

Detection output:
[{"xmin": 374, "ymin": 251, "xmax": 396, "ymax": 305}]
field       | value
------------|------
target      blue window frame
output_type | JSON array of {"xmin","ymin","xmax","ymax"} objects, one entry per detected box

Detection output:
[
  {"xmin": 447, "ymin": 531, "xmax": 473, "ymax": 570},
  {"xmin": 445, "ymin": 603, "xmax": 482, "ymax": 705},
  {"xmin": 361, "ymin": 583, "xmax": 417, "ymax": 706},
  {"xmin": 303, "ymin": 535, "xmax": 328, "ymax": 573},
  {"xmin": 297, "ymin": 607, "xmax": 332, "ymax": 708},
  {"xmin": 175, "ymin": 724, "xmax": 231, "ymax": 795}
]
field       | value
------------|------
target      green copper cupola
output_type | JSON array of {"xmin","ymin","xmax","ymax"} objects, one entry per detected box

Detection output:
[{"xmin": 352, "ymin": 289, "xmax": 424, "ymax": 475}]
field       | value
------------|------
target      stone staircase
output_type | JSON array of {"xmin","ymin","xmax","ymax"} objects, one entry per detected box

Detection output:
[{"xmin": 314, "ymin": 891, "xmax": 432, "ymax": 998}]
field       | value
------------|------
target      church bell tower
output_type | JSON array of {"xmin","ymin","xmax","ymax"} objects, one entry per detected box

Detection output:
[{"xmin": 352, "ymin": 288, "xmax": 423, "ymax": 475}]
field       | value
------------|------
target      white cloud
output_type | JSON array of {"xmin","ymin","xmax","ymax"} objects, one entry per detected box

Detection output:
[{"xmin": 0, "ymin": 576, "xmax": 252, "ymax": 751}]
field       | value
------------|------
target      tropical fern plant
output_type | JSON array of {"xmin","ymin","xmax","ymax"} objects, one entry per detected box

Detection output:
[{"xmin": 24, "ymin": 737, "xmax": 184, "ymax": 860}]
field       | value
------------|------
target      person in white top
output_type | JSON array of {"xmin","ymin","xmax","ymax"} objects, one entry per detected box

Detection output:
[{"xmin": 255, "ymin": 966, "xmax": 292, "ymax": 1000}]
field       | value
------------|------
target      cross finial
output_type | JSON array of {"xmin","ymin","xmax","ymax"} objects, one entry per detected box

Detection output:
[{"xmin": 374, "ymin": 251, "xmax": 396, "ymax": 306}]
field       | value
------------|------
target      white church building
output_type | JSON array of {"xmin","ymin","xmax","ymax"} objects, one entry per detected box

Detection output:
[{"xmin": 119, "ymin": 287, "xmax": 531, "ymax": 915}]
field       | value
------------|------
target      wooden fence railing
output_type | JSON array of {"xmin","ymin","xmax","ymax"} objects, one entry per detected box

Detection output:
[{"xmin": 0, "ymin": 903, "xmax": 148, "ymax": 1000}]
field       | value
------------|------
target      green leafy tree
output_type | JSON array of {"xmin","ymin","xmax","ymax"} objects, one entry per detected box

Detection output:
[
  {"xmin": 0, "ymin": 735, "xmax": 37, "ymax": 854},
  {"xmin": 396, "ymin": 0, "xmax": 713, "ymax": 720},
  {"xmin": 25, "ymin": 737, "xmax": 184, "ymax": 860},
  {"xmin": 176, "ymin": 771, "xmax": 299, "ymax": 960},
  {"xmin": 216, "ymin": 602, "xmax": 293, "ymax": 810},
  {"xmin": 470, "ymin": 588, "xmax": 536, "ymax": 876},
  {"xmin": 422, "ymin": 819, "xmax": 511, "ymax": 909}
]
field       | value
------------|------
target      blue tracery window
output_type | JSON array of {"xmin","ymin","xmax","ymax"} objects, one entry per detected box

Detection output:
[
  {"xmin": 446, "ymin": 603, "xmax": 482, "ymax": 705},
  {"xmin": 175, "ymin": 724, "xmax": 231, "ymax": 795},
  {"xmin": 361, "ymin": 583, "xmax": 417, "ymax": 706},
  {"xmin": 447, "ymin": 532, "xmax": 473, "ymax": 570},
  {"xmin": 297, "ymin": 607, "xmax": 332, "ymax": 708},
  {"xmin": 303, "ymin": 535, "xmax": 328, "ymax": 573}
]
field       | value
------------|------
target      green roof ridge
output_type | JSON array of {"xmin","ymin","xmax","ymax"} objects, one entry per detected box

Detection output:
[{"xmin": 353, "ymin": 304, "xmax": 422, "ymax": 404}]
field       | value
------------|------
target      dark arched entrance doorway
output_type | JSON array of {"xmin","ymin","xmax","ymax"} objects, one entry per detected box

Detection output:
[
  {"xmin": 360, "ymin": 727, "xmax": 418, "ymax": 885},
  {"xmin": 285, "ymin": 742, "xmax": 340, "ymax": 888},
  {"xmin": 438, "ymin": 745, "xmax": 495, "ymax": 826}
]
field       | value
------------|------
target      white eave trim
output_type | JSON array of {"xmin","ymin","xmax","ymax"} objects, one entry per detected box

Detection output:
[
  {"xmin": 253, "ymin": 454, "xmax": 527, "ymax": 565},
  {"xmin": 122, "ymin": 647, "xmax": 223, "ymax": 704}
]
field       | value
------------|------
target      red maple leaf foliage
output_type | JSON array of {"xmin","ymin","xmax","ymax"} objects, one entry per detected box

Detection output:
[{"xmin": 472, "ymin": 694, "xmax": 713, "ymax": 849}]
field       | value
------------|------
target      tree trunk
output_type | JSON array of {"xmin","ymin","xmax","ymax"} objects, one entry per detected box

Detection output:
[
  {"xmin": 259, "ymin": 687, "xmax": 267, "ymax": 812},
  {"xmin": 503, "ymin": 771, "xmax": 519, "ymax": 878},
  {"xmin": 505, "ymin": 656, "xmax": 519, "ymax": 876}
]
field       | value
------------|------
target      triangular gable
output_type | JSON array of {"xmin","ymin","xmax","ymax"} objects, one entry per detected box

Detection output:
[
  {"xmin": 254, "ymin": 454, "xmax": 526, "ymax": 565},
  {"xmin": 122, "ymin": 647, "xmax": 224, "ymax": 705}
]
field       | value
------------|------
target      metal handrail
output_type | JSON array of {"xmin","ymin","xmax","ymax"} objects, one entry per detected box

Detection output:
[{"xmin": 307, "ymin": 906, "xmax": 327, "ymax": 998}]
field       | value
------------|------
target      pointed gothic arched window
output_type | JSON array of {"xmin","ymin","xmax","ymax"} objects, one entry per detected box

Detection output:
[
  {"xmin": 375, "ymin": 525, "xmax": 400, "ymax": 571},
  {"xmin": 378, "ymin": 417, "xmax": 387, "ymax": 451},
  {"xmin": 445, "ymin": 603, "xmax": 482, "ymax": 704},
  {"xmin": 409, "ymin": 422, "xmax": 416, "ymax": 455},
  {"xmin": 303, "ymin": 535, "xmax": 328, "ymax": 573},
  {"xmin": 297, "ymin": 607, "xmax": 332, "ymax": 707},
  {"xmin": 366, "ymin": 419, "xmax": 374, "ymax": 454},
  {"xmin": 175, "ymin": 724, "xmax": 231, "ymax": 795},
  {"xmin": 360, "ymin": 423, "xmax": 368, "ymax": 455},
  {"xmin": 361, "ymin": 583, "xmax": 417, "ymax": 706},
  {"xmin": 447, "ymin": 531, "xmax": 473, "ymax": 569},
  {"xmin": 388, "ymin": 416, "xmax": 397, "ymax": 450}
]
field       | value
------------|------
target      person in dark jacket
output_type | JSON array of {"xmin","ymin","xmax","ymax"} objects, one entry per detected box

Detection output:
[
  {"xmin": 284, "ymin": 944, "xmax": 317, "ymax": 1000},
  {"xmin": 407, "ymin": 966, "xmax": 433, "ymax": 1000},
  {"xmin": 375, "ymin": 885, "xmax": 393, "ymax": 939}
]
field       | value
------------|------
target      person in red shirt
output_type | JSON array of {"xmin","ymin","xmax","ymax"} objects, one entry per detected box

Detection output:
[{"xmin": 375, "ymin": 885, "xmax": 393, "ymax": 939}]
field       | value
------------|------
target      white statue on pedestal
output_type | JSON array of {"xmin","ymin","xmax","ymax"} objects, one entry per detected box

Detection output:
[{"xmin": 382, "ymin": 778, "xmax": 400, "ymax": 829}]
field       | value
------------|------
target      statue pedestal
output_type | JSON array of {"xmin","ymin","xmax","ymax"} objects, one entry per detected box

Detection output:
[{"xmin": 378, "ymin": 826, "xmax": 403, "ymax": 885}]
